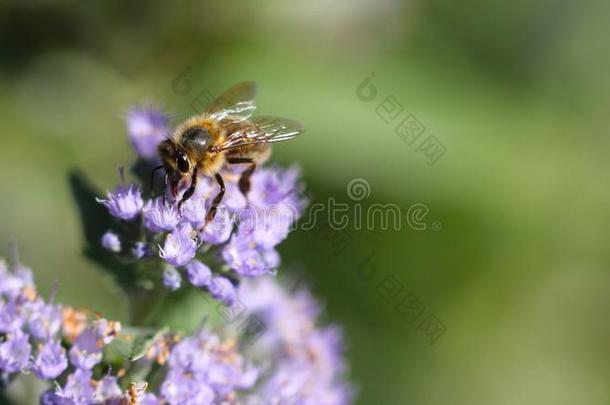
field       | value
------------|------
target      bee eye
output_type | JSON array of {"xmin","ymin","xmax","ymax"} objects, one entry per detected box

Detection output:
[{"xmin": 176, "ymin": 153, "xmax": 190, "ymax": 173}]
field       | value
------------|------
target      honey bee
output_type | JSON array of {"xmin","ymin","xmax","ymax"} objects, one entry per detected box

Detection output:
[{"xmin": 156, "ymin": 81, "xmax": 303, "ymax": 220}]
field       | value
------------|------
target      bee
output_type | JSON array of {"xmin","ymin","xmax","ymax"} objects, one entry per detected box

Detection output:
[{"xmin": 156, "ymin": 81, "xmax": 303, "ymax": 220}]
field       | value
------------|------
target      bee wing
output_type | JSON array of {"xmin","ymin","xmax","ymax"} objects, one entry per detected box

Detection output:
[
  {"xmin": 216, "ymin": 115, "xmax": 304, "ymax": 151},
  {"xmin": 205, "ymin": 81, "xmax": 257, "ymax": 123}
]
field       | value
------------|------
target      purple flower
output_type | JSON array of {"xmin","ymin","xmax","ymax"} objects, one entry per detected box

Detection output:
[
  {"xmin": 92, "ymin": 318, "xmax": 121, "ymax": 346},
  {"xmin": 144, "ymin": 198, "xmax": 180, "ymax": 232},
  {"xmin": 257, "ymin": 358, "xmax": 353, "ymax": 405},
  {"xmin": 160, "ymin": 370, "xmax": 215, "ymax": 405},
  {"xmin": 39, "ymin": 390, "xmax": 63, "ymax": 405},
  {"xmin": 185, "ymin": 260, "xmax": 211, "ymax": 288},
  {"xmin": 180, "ymin": 197, "xmax": 207, "ymax": 229},
  {"xmin": 250, "ymin": 205, "xmax": 298, "ymax": 249},
  {"xmin": 159, "ymin": 223, "xmax": 198, "ymax": 267},
  {"xmin": 0, "ymin": 329, "xmax": 31, "ymax": 373},
  {"xmin": 238, "ymin": 277, "xmax": 354, "ymax": 404},
  {"xmin": 160, "ymin": 328, "xmax": 257, "ymax": 403},
  {"xmin": 0, "ymin": 261, "xmax": 33, "ymax": 298},
  {"xmin": 141, "ymin": 393, "xmax": 160, "ymax": 405},
  {"xmin": 101, "ymin": 231, "xmax": 121, "ymax": 252},
  {"xmin": 249, "ymin": 165, "xmax": 305, "ymax": 210},
  {"xmin": 98, "ymin": 183, "xmax": 144, "ymax": 221},
  {"xmin": 167, "ymin": 335, "xmax": 208, "ymax": 372},
  {"xmin": 132, "ymin": 242, "xmax": 150, "ymax": 259},
  {"xmin": 222, "ymin": 232, "xmax": 279, "ymax": 277},
  {"xmin": 28, "ymin": 301, "xmax": 62, "ymax": 339},
  {"xmin": 55, "ymin": 369, "xmax": 95, "ymax": 404},
  {"xmin": 234, "ymin": 166, "xmax": 305, "ymax": 250},
  {"xmin": 305, "ymin": 327, "xmax": 348, "ymax": 379},
  {"xmin": 222, "ymin": 182, "xmax": 247, "ymax": 212},
  {"xmin": 69, "ymin": 328, "xmax": 103, "ymax": 370},
  {"xmin": 207, "ymin": 277, "xmax": 236, "ymax": 305},
  {"xmin": 199, "ymin": 207, "xmax": 233, "ymax": 245},
  {"xmin": 93, "ymin": 374, "xmax": 122, "ymax": 403},
  {"xmin": 163, "ymin": 267, "xmax": 182, "ymax": 291},
  {"xmin": 32, "ymin": 340, "xmax": 68, "ymax": 380},
  {"xmin": 237, "ymin": 365, "xmax": 260, "ymax": 390},
  {"xmin": 0, "ymin": 298, "xmax": 24, "ymax": 333},
  {"xmin": 126, "ymin": 107, "xmax": 170, "ymax": 160}
]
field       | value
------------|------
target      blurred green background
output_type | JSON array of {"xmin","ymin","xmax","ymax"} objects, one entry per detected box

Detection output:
[{"xmin": 1, "ymin": 1, "xmax": 610, "ymax": 404}]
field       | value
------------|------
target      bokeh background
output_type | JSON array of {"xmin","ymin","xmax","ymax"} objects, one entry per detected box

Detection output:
[{"xmin": 1, "ymin": 1, "xmax": 610, "ymax": 404}]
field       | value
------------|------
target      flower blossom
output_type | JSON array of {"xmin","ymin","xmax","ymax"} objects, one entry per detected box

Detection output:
[
  {"xmin": 126, "ymin": 106, "xmax": 170, "ymax": 160},
  {"xmin": 144, "ymin": 197, "xmax": 180, "ymax": 232},
  {"xmin": 98, "ymin": 183, "xmax": 144, "ymax": 220},
  {"xmin": 101, "ymin": 231, "xmax": 121, "ymax": 252},
  {"xmin": 32, "ymin": 340, "xmax": 68, "ymax": 380},
  {"xmin": 159, "ymin": 223, "xmax": 198, "ymax": 267}
]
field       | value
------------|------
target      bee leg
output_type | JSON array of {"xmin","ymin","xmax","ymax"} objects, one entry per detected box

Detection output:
[
  {"xmin": 227, "ymin": 157, "xmax": 255, "ymax": 196},
  {"xmin": 150, "ymin": 165, "xmax": 164, "ymax": 194},
  {"xmin": 163, "ymin": 172, "xmax": 170, "ymax": 205},
  {"xmin": 178, "ymin": 167, "xmax": 198, "ymax": 211},
  {"xmin": 169, "ymin": 174, "xmax": 180, "ymax": 202},
  {"xmin": 239, "ymin": 163, "xmax": 256, "ymax": 196},
  {"xmin": 206, "ymin": 173, "xmax": 226, "ymax": 222}
]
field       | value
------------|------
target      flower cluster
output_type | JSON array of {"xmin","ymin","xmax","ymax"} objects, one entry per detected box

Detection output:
[
  {"xmin": 0, "ymin": 259, "xmax": 65, "ymax": 383},
  {"xmin": 159, "ymin": 329, "xmax": 259, "ymax": 403},
  {"xmin": 97, "ymin": 107, "xmax": 307, "ymax": 304},
  {"xmin": 0, "ymin": 259, "xmax": 128, "ymax": 403},
  {"xmin": 0, "ymin": 104, "xmax": 354, "ymax": 404},
  {"xmin": 0, "ymin": 258, "xmax": 351, "ymax": 404},
  {"xmin": 238, "ymin": 278, "xmax": 354, "ymax": 404},
  {"xmin": 143, "ymin": 277, "xmax": 354, "ymax": 404}
]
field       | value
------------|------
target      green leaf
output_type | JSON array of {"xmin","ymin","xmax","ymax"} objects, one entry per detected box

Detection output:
[{"xmin": 104, "ymin": 326, "xmax": 168, "ymax": 364}]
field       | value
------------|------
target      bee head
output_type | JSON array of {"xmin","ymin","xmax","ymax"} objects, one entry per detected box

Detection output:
[
  {"xmin": 158, "ymin": 139, "xmax": 177, "ymax": 171},
  {"xmin": 157, "ymin": 139, "xmax": 195, "ymax": 198},
  {"xmin": 158, "ymin": 140, "xmax": 191, "ymax": 172}
]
